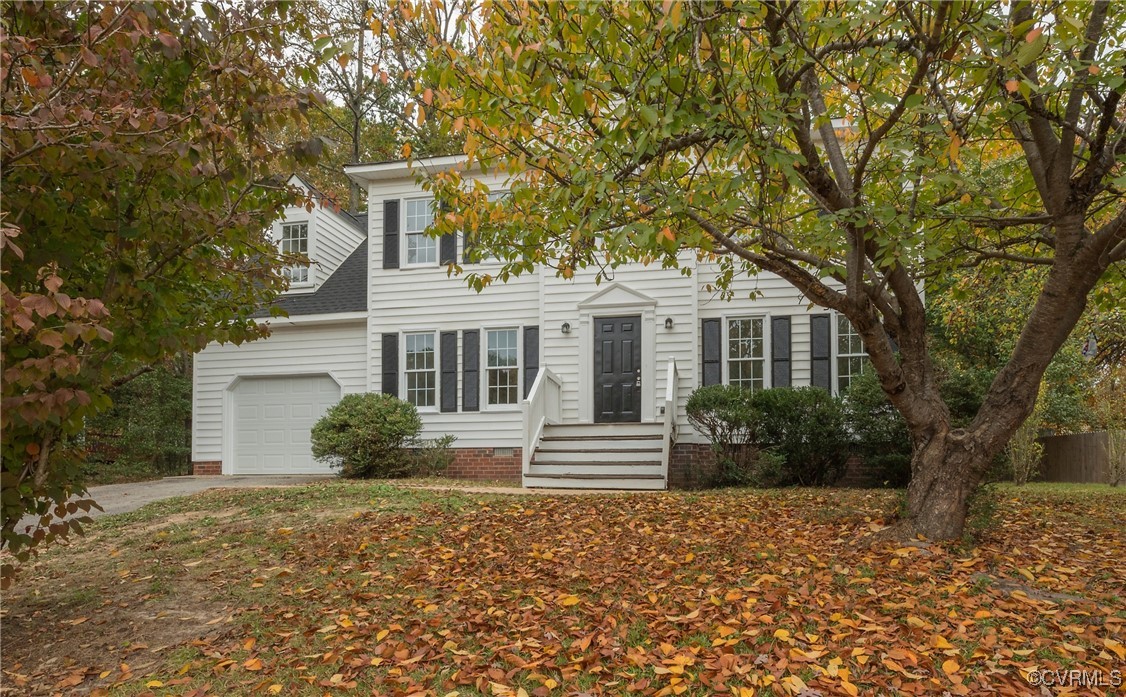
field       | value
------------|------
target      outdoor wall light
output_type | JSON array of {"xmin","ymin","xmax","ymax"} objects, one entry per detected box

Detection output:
[
  {"xmin": 664, "ymin": 317, "xmax": 674, "ymax": 330},
  {"xmin": 561, "ymin": 322, "xmax": 572, "ymax": 334}
]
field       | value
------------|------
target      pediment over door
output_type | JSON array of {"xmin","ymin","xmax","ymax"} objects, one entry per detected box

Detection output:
[{"xmin": 577, "ymin": 282, "xmax": 657, "ymax": 309}]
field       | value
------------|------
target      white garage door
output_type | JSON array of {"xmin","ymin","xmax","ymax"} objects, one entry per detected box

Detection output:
[{"xmin": 232, "ymin": 375, "xmax": 341, "ymax": 474}]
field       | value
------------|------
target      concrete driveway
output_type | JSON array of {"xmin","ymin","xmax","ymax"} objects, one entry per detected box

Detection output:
[{"xmin": 16, "ymin": 475, "xmax": 333, "ymax": 530}]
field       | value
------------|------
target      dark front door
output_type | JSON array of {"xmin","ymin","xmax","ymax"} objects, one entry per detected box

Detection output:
[{"xmin": 594, "ymin": 315, "xmax": 642, "ymax": 423}]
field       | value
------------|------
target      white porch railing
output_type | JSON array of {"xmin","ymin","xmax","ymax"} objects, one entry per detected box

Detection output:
[
  {"xmin": 521, "ymin": 367, "xmax": 562, "ymax": 475},
  {"xmin": 660, "ymin": 356, "xmax": 679, "ymax": 485}
]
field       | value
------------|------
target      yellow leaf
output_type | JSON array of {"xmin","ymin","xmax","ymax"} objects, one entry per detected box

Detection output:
[
  {"xmin": 543, "ymin": 679, "xmax": 558, "ymax": 689},
  {"xmin": 243, "ymin": 637, "xmax": 256, "ymax": 651},
  {"xmin": 933, "ymin": 635, "xmax": 955, "ymax": 649},
  {"xmin": 275, "ymin": 527, "xmax": 293, "ymax": 535},
  {"xmin": 146, "ymin": 681, "xmax": 164, "ymax": 688},
  {"xmin": 401, "ymin": 143, "xmax": 412, "ymax": 159},
  {"xmin": 559, "ymin": 594, "xmax": 580, "ymax": 607},
  {"xmin": 376, "ymin": 629, "xmax": 390, "ymax": 641},
  {"xmin": 942, "ymin": 658, "xmax": 960, "ymax": 675},
  {"xmin": 948, "ymin": 133, "xmax": 962, "ymax": 164},
  {"xmin": 840, "ymin": 678, "xmax": 859, "ymax": 696},
  {"xmin": 268, "ymin": 685, "xmax": 283, "ymax": 695},
  {"xmin": 906, "ymin": 616, "xmax": 926, "ymax": 628},
  {"xmin": 773, "ymin": 628, "xmax": 791, "ymax": 641},
  {"xmin": 1104, "ymin": 638, "xmax": 1125, "ymax": 660},
  {"xmin": 243, "ymin": 657, "xmax": 263, "ymax": 671}
]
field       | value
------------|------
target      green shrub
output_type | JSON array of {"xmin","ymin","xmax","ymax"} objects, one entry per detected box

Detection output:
[
  {"xmin": 686, "ymin": 385, "xmax": 850, "ymax": 487},
  {"xmin": 843, "ymin": 370, "xmax": 912, "ymax": 487},
  {"xmin": 311, "ymin": 393, "xmax": 422, "ymax": 478},
  {"xmin": 686, "ymin": 385, "xmax": 759, "ymax": 485},
  {"xmin": 751, "ymin": 387, "xmax": 850, "ymax": 486},
  {"xmin": 412, "ymin": 434, "xmax": 458, "ymax": 477}
]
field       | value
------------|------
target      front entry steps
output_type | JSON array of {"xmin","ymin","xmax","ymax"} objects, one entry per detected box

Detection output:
[{"xmin": 523, "ymin": 422, "xmax": 666, "ymax": 490}]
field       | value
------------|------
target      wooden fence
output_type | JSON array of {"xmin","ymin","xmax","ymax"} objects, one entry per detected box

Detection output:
[{"xmin": 1039, "ymin": 431, "xmax": 1123, "ymax": 484}]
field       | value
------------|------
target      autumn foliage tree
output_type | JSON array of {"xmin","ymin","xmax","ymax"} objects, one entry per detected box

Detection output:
[
  {"xmin": 422, "ymin": 1, "xmax": 1125, "ymax": 538},
  {"xmin": 0, "ymin": 1, "xmax": 326, "ymax": 580}
]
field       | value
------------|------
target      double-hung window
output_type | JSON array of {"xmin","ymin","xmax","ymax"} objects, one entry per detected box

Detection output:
[
  {"xmin": 280, "ymin": 222, "xmax": 309, "ymax": 284},
  {"xmin": 404, "ymin": 198, "xmax": 436, "ymax": 265},
  {"xmin": 485, "ymin": 328, "xmax": 519, "ymax": 406},
  {"xmin": 404, "ymin": 332, "xmax": 436, "ymax": 408},
  {"xmin": 727, "ymin": 317, "xmax": 765, "ymax": 392},
  {"xmin": 836, "ymin": 315, "xmax": 867, "ymax": 393}
]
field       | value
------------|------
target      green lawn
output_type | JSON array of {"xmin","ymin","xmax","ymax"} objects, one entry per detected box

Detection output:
[{"xmin": 2, "ymin": 482, "xmax": 1123, "ymax": 696}]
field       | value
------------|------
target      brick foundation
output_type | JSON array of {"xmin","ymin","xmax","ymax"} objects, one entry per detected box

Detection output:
[
  {"xmin": 443, "ymin": 447, "xmax": 522, "ymax": 482},
  {"xmin": 192, "ymin": 460, "xmax": 222, "ymax": 475},
  {"xmin": 668, "ymin": 442, "xmax": 718, "ymax": 489}
]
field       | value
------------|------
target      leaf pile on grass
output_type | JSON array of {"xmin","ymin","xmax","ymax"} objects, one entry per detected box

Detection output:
[{"xmin": 3, "ymin": 485, "xmax": 1124, "ymax": 696}]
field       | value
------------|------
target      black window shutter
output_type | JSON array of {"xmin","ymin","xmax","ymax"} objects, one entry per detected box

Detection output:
[
  {"xmin": 436, "ymin": 200, "xmax": 456, "ymax": 265},
  {"xmin": 440, "ymin": 331, "xmax": 458, "ymax": 412},
  {"xmin": 382, "ymin": 200, "xmax": 400, "ymax": 269},
  {"xmin": 381, "ymin": 333, "xmax": 398, "ymax": 397},
  {"xmin": 701, "ymin": 318, "xmax": 721, "ymax": 386},
  {"xmin": 772, "ymin": 316, "xmax": 792, "ymax": 388},
  {"xmin": 462, "ymin": 330, "xmax": 480, "ymax": 411},
  {"xmin": 463, "ymin": 232, "xmax": 476, "ymax": 264},
  {"xmin": 810, "ymin": 314, "xmax": 831, "ymax": 391},
  {"xmin": 523, "ymin": 326, "xmax": 540, "ymax": 398}
]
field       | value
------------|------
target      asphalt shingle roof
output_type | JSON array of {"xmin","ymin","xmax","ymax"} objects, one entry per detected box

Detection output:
[{"xmin": 255, "ymin": 239, "xmax": 368, "ymax": 318}]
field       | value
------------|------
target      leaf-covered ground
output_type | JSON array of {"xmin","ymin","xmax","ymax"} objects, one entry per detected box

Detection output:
[{"xmin": 2, "ymin": 483, "xmax": 1123, "ymax": 696}]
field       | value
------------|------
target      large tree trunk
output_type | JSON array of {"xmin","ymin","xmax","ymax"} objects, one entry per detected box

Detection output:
[{"xmin": 902, "ymin": 431, "xmax": 990, "ymax": 540}]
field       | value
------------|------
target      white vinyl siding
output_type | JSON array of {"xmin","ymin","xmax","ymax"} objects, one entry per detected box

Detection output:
[
  {"xmin": 191, "ymin": 321, "xmax": 367, "ymax": 467},
  {"xmin": 367, "ymin": 172, "xmax": 539, "ymax": 448},
  {"xmin": 404, "ymin": 332, "xmax": 437, "ymax": 408},
  {"xmin": 486, "ymin": 328, "xmax": 519, "ymax": 406},
  {"xmin": 404, "ymin": 198, "xmax": 436, "ymax": 265},
  {"xmin": 727, "ymin": 317, "xmax": 765, "ymax": 391},
  {"xmin": 281, "ymin": 222, "xmax": 309, "ymax": 284},
  {"xmin": 836, "ymin": 314, "xmax": 867, "ymax": 393}
]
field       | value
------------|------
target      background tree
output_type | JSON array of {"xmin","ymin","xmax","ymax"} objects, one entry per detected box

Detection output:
[
  {"xmin": 0, "ymin": 0, "xmax": 326, "ymax": 581},
  {"xmin": 422, "ymin": 1, "xmax": 1125, "ymax": 538},
  {"xmin": 295, "ymin": 0, "xmax": 470, "ymax": 209},
  {"xmin": 83, "ymin": 355, "xmax": 194, "ymax": 484}
]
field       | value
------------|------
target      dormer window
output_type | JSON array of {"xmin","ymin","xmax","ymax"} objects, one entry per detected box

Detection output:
[
  {"xmin": 404, "ymin": 198, "xmax": 436, "ymax": 265},
  {"xmin": 280, "ymin": 221, "xmax": 310, "ymax": 284}
]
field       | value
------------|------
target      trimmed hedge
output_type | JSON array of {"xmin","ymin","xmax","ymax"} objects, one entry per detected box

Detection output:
[{"xmin": 686, "ymin": 385, "xmax": 850, "ymax": 487}]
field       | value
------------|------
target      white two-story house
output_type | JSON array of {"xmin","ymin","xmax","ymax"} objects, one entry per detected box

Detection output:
[{"xmin": 191, "ymin": 158, "xmax": 868, "ymax": 488}]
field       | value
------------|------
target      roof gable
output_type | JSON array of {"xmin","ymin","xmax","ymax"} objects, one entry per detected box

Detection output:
[{"xmin": 577, "ymin": 282, "xmax": 657, "ymax": 309}]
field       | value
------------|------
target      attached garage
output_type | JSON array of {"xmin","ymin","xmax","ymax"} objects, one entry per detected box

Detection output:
[{"xmin": 230, "ymin": 374, "xmax": 341, "ymax": 475}]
